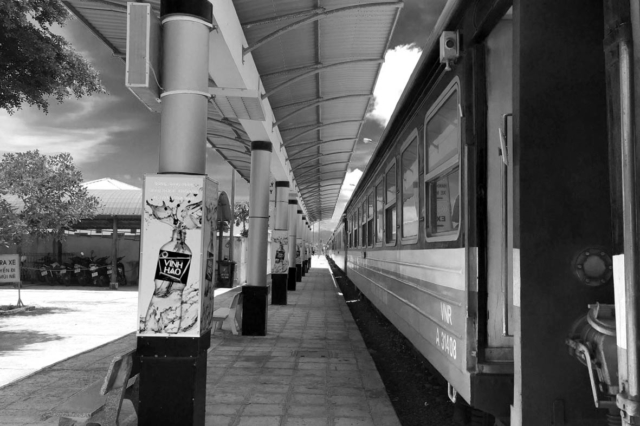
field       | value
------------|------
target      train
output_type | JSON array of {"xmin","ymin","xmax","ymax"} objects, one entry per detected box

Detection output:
[{"xmin": 326, "ymin": 1, "xmax": 640, "ymax": 425}]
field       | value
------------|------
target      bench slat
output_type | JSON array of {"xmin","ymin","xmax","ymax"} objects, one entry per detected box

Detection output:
[
  {"xmin": 101, "ymin": 349, "xmax": 135, "ymax": 395},
  {"xmin": 53, "ymin": 381, "xmax": 105, "ymax": 418}
]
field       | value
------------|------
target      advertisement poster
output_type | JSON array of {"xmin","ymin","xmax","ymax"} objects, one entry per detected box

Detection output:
[
  {"xmin": 137, "ymin": 175, "xmax": 217, "ymax": 338},
  {"xmin": 200, "ymin": 181, "xmax": 218, "ymax": 334},
  {"xmin": 0, "ymin": 254, "xmax": 20, "ymax": 283},
  {"xmin": 271, "ymin": 230, "xmax": 288, "ymax": 274},
  {"xmin": 296, "ymin": 242, "xmax": 302, "ymax": 265}
]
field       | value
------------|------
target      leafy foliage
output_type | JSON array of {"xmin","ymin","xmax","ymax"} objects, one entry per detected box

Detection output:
[
  {"xmin": 0, "ymin": 0, "xmax": 105, "ymax": 114},
  {"xmin": 234, "ymin": 201, "xmax": 249, "ymax": 238},
  {"xmin": 0, "ymin": 150, "xmax": 100, "ymax": 246}
]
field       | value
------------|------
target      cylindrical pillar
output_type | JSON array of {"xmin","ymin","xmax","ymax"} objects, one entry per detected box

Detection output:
[
  {"xmin": 158, "ymin": 12, "xmax": 210, "ymax": 174},
  {"xmin": 296, "ymin": 209, "xmax": 303, "ymax": 282},
  {"xmin": 288, "ymin": 195, "xmax": 298, "ymax": 290},
  {"xmin": 110, "ymin": 217, "xmax": 118, "ymax": 289},
  {"xmin": 242, "ymin": 141, "xmax": 272, "ymax": 336},
  {"xmin": 301, "ymin": 216, "xmax": 307, "ymax": 277},
  {"xmin": 271, "ymin": 181, "xmax": 290, "ymax": 304},
  {"xmin": 229, "ymin": 170, "xmax": 235, "ymax": 263},
  {"xmin": 138, "ymin": 3, "xmax": 212, "ymax": 426}
]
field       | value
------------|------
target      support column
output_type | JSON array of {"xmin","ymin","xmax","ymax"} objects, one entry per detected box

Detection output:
[
  {"xmin": 137, "ymin": 2, "xmax": 212, "ymax": 425},
  {"xmin": 301, "ymin": 215, "xmax": 307, "ymax": 277},
  {"xmin": 288, "ymin": 195, "xmax": 298, "ymax": 290},
  {"xmin": 296, "ymin": 209, "xmax": 303, "ymax": 282},
  {"xmin": 307, "ymin": 222, "xmax": 312, "ymax": 272},
  {"xmin": 242, "ymin": 141, "xmax": 272, "ymax": 336},
  {"xmin": 110, "ymin": 217, "xmax": 118, "ymax": 289},
  {"xmin": 271, "ymin": 181, "xmax": 290, "ymax": 305}
]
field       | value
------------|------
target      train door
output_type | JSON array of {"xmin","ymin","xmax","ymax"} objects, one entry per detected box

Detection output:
[{"xmin": 484, "ymin": 12, "xmax": 514, "ymax": 364}]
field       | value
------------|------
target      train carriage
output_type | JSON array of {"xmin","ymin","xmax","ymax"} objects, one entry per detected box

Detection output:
[{"xmin": 328, "ymin": 1, "xmax": 640, "ymax": 425}]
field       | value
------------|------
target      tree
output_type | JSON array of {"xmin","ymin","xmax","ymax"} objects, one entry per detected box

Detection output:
[
  {"xmin": 234, "ymin": 202, "xmax": 249, "ymax": 238},
  {"xmin": 0, "ymin": 0, "xmax": 105, "ymax": 114},
  {"xmin": 0, "ymin": 150, "xmax": 100, "ymax": 247}
]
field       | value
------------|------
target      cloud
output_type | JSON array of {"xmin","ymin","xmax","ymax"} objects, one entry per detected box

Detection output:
[
  {"xmin": 367, "ymin": 44, "xmax": 422, "ymax": 127},
  {"xmin": 329, "ymin": 168, "xmax": 363, "ymax": 222},
  {"xmin": 0, "ymin": 94, "xmax": 137, "ymax": 164}
]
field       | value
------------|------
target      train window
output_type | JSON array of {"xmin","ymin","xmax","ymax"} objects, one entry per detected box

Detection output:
[
  {"xmin": 385, "ymin": 162, "xmax": 397, "ymax": 244},
  {"xmin": 367, "ymin": 193, "xmax": 374, "ymax": 247},
  {"xmin": 355, "ymin": 209, "xmax": 359, "ymax": 248},
  {"xmin": 401, "ymin": 131, "xmax": 419, "ymax": 243},
  {"xmin": 361, "ymin": 201, "xmax": 367, "ymax": 247},
  {"xmin": 376, "ymin": 181, "xmax": 384, "ymax": 245},
  {"xmin": 425, "ymin": 78, "xmax": 461, "ymax": 241}
]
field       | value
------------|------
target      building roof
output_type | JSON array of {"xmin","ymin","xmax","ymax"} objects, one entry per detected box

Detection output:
[{"xmin": 83, "ymin": 178, "xmax": 141, "ymax": 190}]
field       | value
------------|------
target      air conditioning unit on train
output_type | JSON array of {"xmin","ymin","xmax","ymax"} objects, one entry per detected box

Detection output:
[{"xmin": 439, "ymin": 31, "xmax": 460, "ymax": 71}]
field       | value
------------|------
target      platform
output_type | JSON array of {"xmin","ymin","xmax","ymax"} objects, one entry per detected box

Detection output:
[{"xmin": 0, "ymin": 257, "xmax": 401, "ymax": 426}]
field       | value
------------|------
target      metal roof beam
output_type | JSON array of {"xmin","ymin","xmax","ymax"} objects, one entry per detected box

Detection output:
[
  {"xmin": 206, "ymin": 132, "xmax": 251, "ymax": 148},
  {"xmin": 242, "ymin": 8, "xmax": 326, "ymax": 29},
  {"xmin": 299, "ymin": 181, "xmax": 343, "ymax": 191},
  {"xmin": 206, "ymin": 139, "xmax": 250, "ymax": 156},
  {"xmin": 296, "ymin": 167, "xmax": 348, "ymax": 184},
  {"xmin": 287, "ymin": 137, "xmax": 355, "ymax": 150},
  {"xmin": 207, "ymin": 117, "xmax": 248, "ymax": 135},
  {"xmin": 302, "ymin": 186, "xmax": 342, "ymax": 196},
  {"xmin": 285, "ymin": 120, "xmax": 364, "ymax": 144},
  {"xmin": 244, "ymin": 2, "xmax": 404, "ymax": 57},
  {"xmin": 273, "ymin": 94, "xmax": 372, "ymax": 128},
  {"xmin": 294, "ymin": 161, "xmax": 350, "ymax": 178},
  {"xmin": 297, "ymin": 173, "xmax": 345, "ymax": 187},
  {"xmin": 262, "ymin": 59, "xmax": 383, "ymax": 99},
  {"xmin": 291, "ymin": 151, "xmax": 353, "ymax": 170}
]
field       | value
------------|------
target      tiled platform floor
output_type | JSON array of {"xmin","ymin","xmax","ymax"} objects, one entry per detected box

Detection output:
[{"xmin": 0, "ymin": 257, "xmax": 401, "ymax": 426}]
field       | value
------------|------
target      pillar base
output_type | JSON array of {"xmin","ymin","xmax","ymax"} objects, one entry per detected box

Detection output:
[
  {"xmin": 288, "ymin": 267, "xmax": 297, "ymax": 291},
  {"xmin": 241, "ymin": 285, "xmax": 269, "ymax": 336},
  {"xmin": 301, "ymin": 262, "xmax": 306, "ymax": 277},
  {"xmin": 137, "ymin": 332, "xmax": 210, "ymax": 426},
  {"xmin": 271, "ymin": 274, "xmax": 287, "ymax": 305},
  {"xmin": 296, "ymin": 264, "xmax": 302, "ymax": 282}
]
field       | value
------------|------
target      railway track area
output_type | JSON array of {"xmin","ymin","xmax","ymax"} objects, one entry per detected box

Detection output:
[{"xmin": 326, "ymin": 257, "xmax": 458, "ymax": 426}]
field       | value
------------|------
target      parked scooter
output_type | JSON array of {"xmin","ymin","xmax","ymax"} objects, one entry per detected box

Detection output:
[
  {"xmin": 70, "ymin": 254, "xmax": 93, "ymax": 286},
  {"xmin": 90, "ymin": 256, "xmax": 111, "ymax": 287},
  {"xmin": 59, "ymin": 260, "xmax": 79, "ymax": 286},
  {"xmin": 37, "ymin": 254, "xmax": 62, "ymax": 286}
]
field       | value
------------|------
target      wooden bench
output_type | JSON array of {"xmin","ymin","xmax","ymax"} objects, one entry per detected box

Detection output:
[
  {"xmin": 43, "ymin": 349, "xmax": 139, "ymax": 426},
  {"xmin": 212, "ymin": 291, "xmax": 243, "ymax": 335}
]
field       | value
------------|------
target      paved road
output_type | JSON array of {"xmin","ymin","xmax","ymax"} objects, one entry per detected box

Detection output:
[
  {"xmin": 0, "ymin": 285, "xmax": 139, "ymax": 387},
  {"xmin": 0, "ymin": 284, "xmax": 242, "ymax": 389}
]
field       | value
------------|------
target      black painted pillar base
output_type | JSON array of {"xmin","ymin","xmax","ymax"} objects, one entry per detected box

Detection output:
[
  {"xmin": 137, "ymin": 332, "xmax": 210, "ymax": 426},
  {"xmin": 301, "ymin": 261, "xmax": 306, "ymax": 277},
  {"xmin": 271, "ymin": 274, "xmax": 287, "ymax": 305},
  {"xmin": 296, "ymin": 264, "xmax": 302, "ymax": 282},
  {"xmin": 241, "ymin": 285, "xmax": 269, "ymax": 336},
  {"xmin": 288, "ymin": 267, "xmax": 297, "ymax": 291}
]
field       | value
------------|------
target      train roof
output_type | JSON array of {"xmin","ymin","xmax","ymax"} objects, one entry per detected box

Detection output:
[{"xmin": 336, "ymin": 0, "xmax": 465, "ymax": 230}]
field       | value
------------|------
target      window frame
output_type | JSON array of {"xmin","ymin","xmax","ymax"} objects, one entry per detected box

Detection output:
[
  {"xmin": 374, "ymin": 175, "xmax": 384, "ymax": 247},
  {"xmin": 367, "ymin": 191, "xmax": 374, "ymax": 248},
  {"xmin": 384, "ymin": 159, "xmax": 398, "ymax": 246},
  {"xmin": 424, "ymin": 77, "xmax": 462, "ymax": 243},
  {"xmin": 361, "ymin": 200, "xmax": 367, "ymax": 248},
  {"xmin": 400, "ymin": 129, "xmax": 420, "ymax": 246}
]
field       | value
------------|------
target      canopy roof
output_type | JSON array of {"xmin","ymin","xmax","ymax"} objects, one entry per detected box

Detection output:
[{"xmin": 62, "ymin": 0, "xmax": 401, "ymax": 222}]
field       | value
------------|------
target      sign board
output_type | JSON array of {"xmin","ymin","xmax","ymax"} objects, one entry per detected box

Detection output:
[
  {"xmin": 271, "ymin": 230, "xmax": 288, "ymax": 274},
  {"xmin": 137, "ymin": 174, "xmax": 218, "ymax": 338},
  {"xmin": 0, "ymin": 254, "xmax": 20, "ymax": 283}
]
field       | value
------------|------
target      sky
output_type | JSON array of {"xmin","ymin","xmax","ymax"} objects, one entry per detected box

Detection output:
[{"xmin": 0, "ymin": 0, "xmax": 447, "ymax": 240}]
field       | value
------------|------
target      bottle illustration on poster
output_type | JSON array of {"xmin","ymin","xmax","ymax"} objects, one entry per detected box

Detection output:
[{"xmin": 139, "ymin": 180, "xmax": 207, "ymax": 335}]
